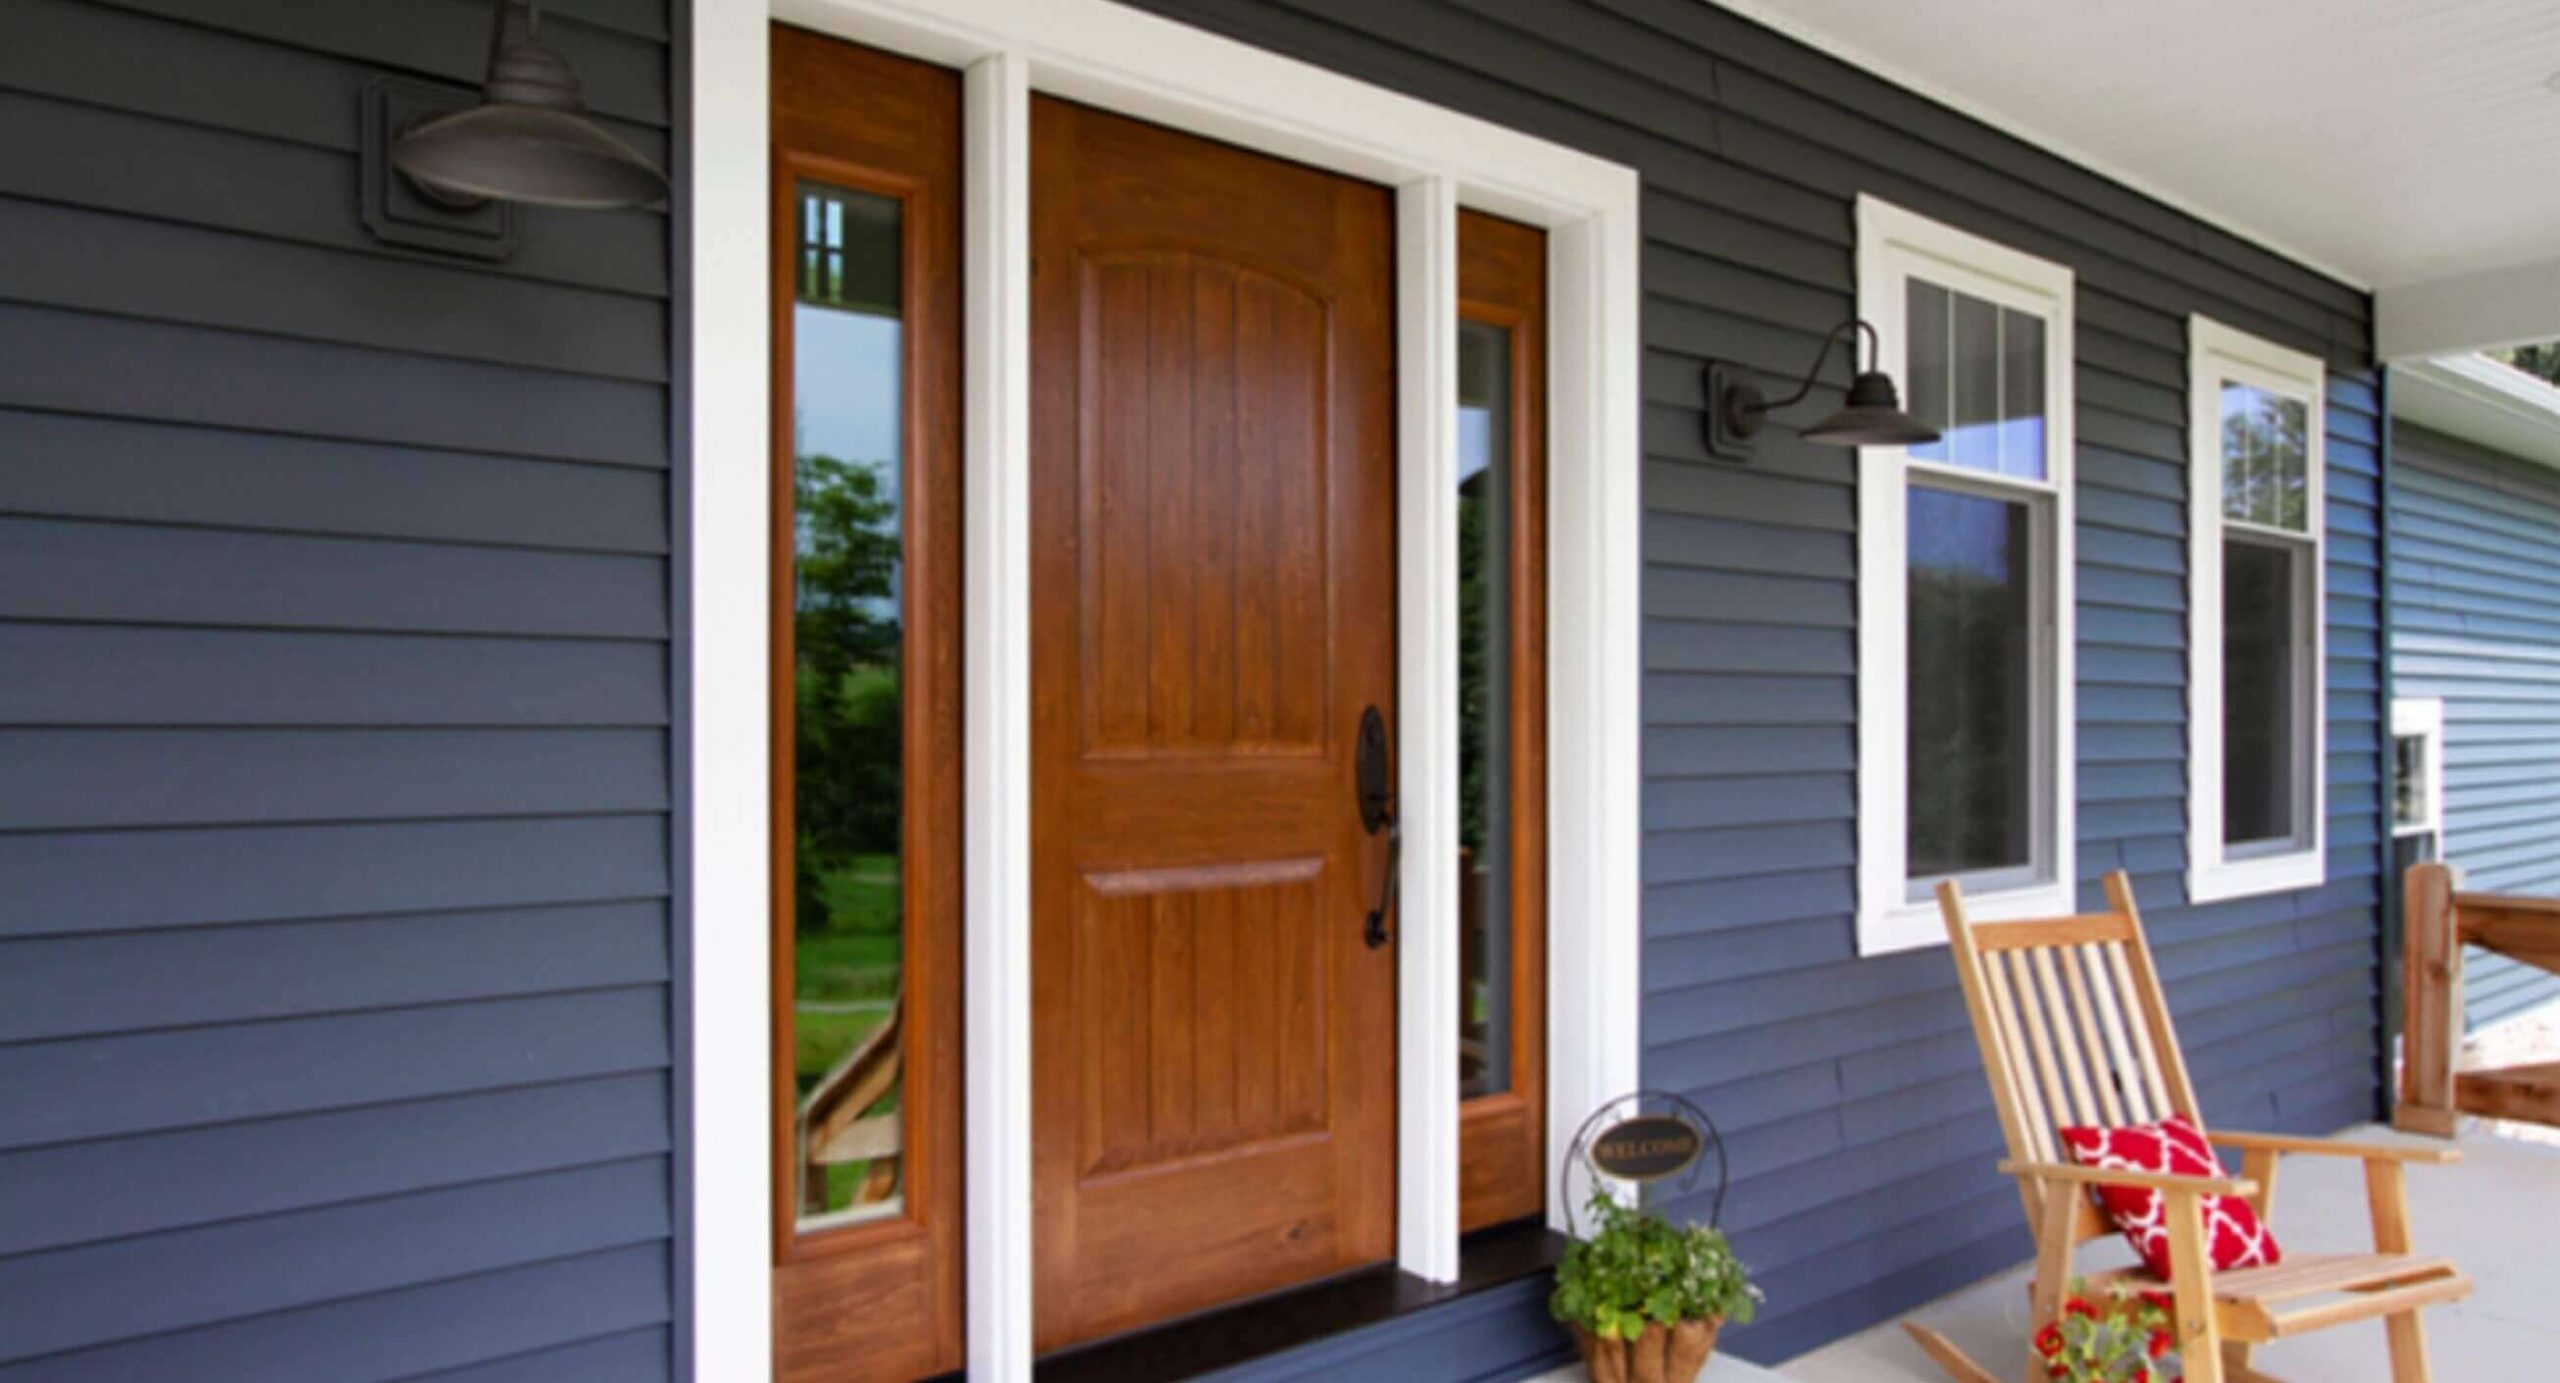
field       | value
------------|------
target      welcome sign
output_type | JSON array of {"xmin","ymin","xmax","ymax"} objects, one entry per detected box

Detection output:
[{"xmin": 1586, "ymin": 1113, "xmax": 1706, "ymax": 1183}]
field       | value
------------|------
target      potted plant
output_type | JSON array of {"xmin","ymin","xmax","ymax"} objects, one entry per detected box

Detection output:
[
  {"xmin": 1549, "ymin": 1193, "xmax": 1760, "ymax": 1383},
  {"xmin": 2033, "ymin": 1283, "xmax": 2181, "ymax": 1383}
]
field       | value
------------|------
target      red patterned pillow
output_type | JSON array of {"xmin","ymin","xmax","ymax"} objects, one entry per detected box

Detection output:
[{"xmin": 2057, "ymin": 1114, "xmax": 2280, "ymax": 1279}]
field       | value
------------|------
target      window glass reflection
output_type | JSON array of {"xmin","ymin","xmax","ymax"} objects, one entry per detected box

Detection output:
[
  {"xmin": 2224, "ymin": 538, "xmax": 2303, "ymax": 848},
  {"xmin": 1907, "ymin": 486, "xmax": 2034, "ymax": 879},
  {"xmin": 1906, "ymin": 279, "xmax": 2045, "ymax": 479},
  {"xmin": 2220, "ymin": 382, "xmax": 2310, "ymax": 532},
  {"xmin": 792, "ymin": 182, "xmax": 907, "ymax": 1228},
  {"xmin": 1458, "ymin": 317, "xmax": 1512, "ymax": 1101}
]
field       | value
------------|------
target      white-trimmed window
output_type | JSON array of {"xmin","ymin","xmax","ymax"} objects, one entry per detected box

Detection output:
[
  {"xmin": 2392, "ymin": 696, "xmax": 2445, "ymax": 865},
  {"xmin": 2186, "ymin": 317, "xmax": 2327, "ymax": 902},
  {"xmin": 1856, "ymin": 196, "xmax": 2077, "ymax": 954}
]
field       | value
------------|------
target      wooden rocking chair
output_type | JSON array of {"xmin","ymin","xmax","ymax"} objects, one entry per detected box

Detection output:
[{"xmin": 1906, "ymin": 872, "xmax": 2471, "ymax": 1383}]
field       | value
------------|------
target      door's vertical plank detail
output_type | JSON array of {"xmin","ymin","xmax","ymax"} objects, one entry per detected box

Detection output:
[
  {"xmin": 1234, "ymin": 281, "xmax": 1281, "ymax": 744},
  {"xmin": 1235, "ymin": 882, "xmax": 1280, "ymax": 1132},
  {"xmin": 1194, "ymin": 885, "xmax": 1239, "ymax": 1144},
  {"xmin": 1271, "ymin": 290, "xmax": 1328, "ymax": 748},
  {"xmin": 1149, "ymin": 890, "xmax": 1200, "ymax": 1144},
  {"xmin": 1193, "ymin": 265, "xmax": 1242, "ymax": 745},
  {"xmin": 1088, "ymin": 262, "xmax": 1153, "ymax": 752},
  {"xmin": 1147, "ymin": 263, "xmax": 1200, "ymax": 746}
]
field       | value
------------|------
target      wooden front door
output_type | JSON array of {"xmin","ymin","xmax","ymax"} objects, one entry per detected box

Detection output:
[{"xmin": 1030, "ymin": 97, "xmax": 1399, "ymax": 1350}]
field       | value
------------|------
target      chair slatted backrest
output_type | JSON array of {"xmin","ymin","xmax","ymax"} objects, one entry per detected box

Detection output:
[{"xmin": 1938, "ymin": 873, "xmax": 2202, "ymax": 1243}]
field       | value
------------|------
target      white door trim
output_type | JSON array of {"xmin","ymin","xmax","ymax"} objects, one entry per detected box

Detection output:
[{"xmin": 688, "ymin": 0, "xmax": 1642, "ymax": 1376}]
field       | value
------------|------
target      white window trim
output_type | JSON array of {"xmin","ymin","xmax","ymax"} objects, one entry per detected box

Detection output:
[
  {"xmin": 2186, "ymin": 316, "xmax": 2328, "ymax": 904},
  {"xmin": 1855, "ymin": 195, "xmax": 2078, "ymax": 955},
  {"xmin": 2392, "ymin": 696, "xmax": 2446, "ymax": 840},
  {"xmin": 689, "ymin": 1, "xmax": 1644, "ymax": 1377}
]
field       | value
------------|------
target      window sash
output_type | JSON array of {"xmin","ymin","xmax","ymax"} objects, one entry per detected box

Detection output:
[
  {"xmin": 1902, "ymin": 474, "xmax": 2058, "ymax": 902},
  {"xmin": 2219, "ymin": 530, "xmax": 2316, "ymax": 856}
]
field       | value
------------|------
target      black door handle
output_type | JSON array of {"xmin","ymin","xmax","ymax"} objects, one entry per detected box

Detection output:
[{"xmin": 1357, "ymin": 705, "xmax": 1396, "ymax": 949}]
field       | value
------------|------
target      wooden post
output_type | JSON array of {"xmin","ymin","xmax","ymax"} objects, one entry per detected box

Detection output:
[
  {"xmin": 2367, "ymin": 1160, "xmax": 2435, "ymax": 1383},
  {"xmin": 2397, "ymin": 863, "xmax": 2460, "ymax": 1137},
  {"xmin": 2161, "ymin": 1187, "xmax": 2225, "ymax": 1383}
]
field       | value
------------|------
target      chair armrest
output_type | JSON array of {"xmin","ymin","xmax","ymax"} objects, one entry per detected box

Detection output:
[
  {"xmin": 1999, "ymin": 1160, "xmax": 2257, "ymax": 1198},
  {"xmin": 2210, "ymin": 1130, "xmax": 2461, "ymax": 1165}
]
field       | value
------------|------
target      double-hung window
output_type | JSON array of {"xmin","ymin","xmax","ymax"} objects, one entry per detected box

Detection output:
[
  {"xmin": 2186, "ymin": 317, "xmax": 2326, "ymax": 902},
  {"xmin": 1855, "ymin": 196, "xmax": 2076, "ymax": 954}
]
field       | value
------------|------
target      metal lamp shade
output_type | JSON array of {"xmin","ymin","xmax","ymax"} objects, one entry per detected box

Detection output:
[
  {"xmin": 395, "ymin": 102, "xmax": 666, "ymax": 209},
  {"xmin": 1799, "ymin": 370, "xmax": 1941, "ymax": 448},
  {"xmin": 391, "ymin": 0, "xmax": 668, "ymax": 210}
]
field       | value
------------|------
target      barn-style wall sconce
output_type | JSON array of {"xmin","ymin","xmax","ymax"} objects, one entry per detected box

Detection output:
[
  {"xmin": 1703, "ymin": 318, "xmax": 1940, "ymax": 460},
  {"xmin": 392, "ymin": 0, "xmax": 668, "ymax": 211}
]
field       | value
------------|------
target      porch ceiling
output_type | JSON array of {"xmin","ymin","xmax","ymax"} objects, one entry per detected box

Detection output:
[{"xmin": 1713, "ymin": 0, "xmax": 2560, "ymax": 357}]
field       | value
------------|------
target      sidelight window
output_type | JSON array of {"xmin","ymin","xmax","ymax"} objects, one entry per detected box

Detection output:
[
  {"xmin": 1855, "ymin": 197, "xmax": 2076, "ymax": 954},
  {"xmin": 1456, "ymin": 209, "xmax": 1548, "ymax": 1231},
  {"xmin": 768, "ymin": 27, "xmax": 964, "ymax": 1381},
  {"xmin": 2186, "ymin": 317, "xmax": 2326, "ymax": 902}
]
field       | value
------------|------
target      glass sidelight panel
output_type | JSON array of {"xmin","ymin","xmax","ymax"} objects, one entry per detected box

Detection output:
[
  {"xmin": 1458, "ymin": 317, "xmax": 1514, "ymax": 1101},
  {"xmin": 1455, "ymin": 208, "xmax": 1547, "ymax": 1231},
  {"xmin": 790, "ymin": 181, "xmax": 907, "ymax": 1228}
]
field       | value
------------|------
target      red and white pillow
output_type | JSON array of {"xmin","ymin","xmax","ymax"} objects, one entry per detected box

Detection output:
[{"xmin": 2057, "ymin": 1114, "xmax": 2281, "ymax": 1279}]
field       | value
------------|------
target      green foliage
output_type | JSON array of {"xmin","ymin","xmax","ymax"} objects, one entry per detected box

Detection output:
[
  {"xmin": 2034, "ymin": 1281, "xmax": 2179, "ymax": 1383},
  {"xmin": 1457, "ymin": 478, "xmax": 1492, "ymax": 854},
  {"xmin": 2492, "ymin": 342, "xmax": 2560, "ymax": 386},
  {"xmin": 1549, "ymin": 1194, "xmax": 1761, "ymax": 1342},
  {"xmin": 791, "ymin": 454, "xmax": 904, "ymax": 936}
]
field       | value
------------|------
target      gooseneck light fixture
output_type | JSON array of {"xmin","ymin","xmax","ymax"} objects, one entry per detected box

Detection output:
[
  {"xmin": 1703, "ymin": 318, "xmax": 1941, "ymax": 460},
  {"xmin": 392, "ymin": 0, "xmax": 669, "ymax": 210}
]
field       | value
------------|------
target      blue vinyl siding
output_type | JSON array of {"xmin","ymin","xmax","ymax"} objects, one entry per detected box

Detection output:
[
  {"xmin": 1130, "ymin": 0, "xmax": 2384, "ymax": 1370},
  {"xmin": 2390, "ymin": 420, "xmax": 2560, "ymax": 1029},
  {"xmin": 0, "ymin": 1, "xmax": 678, "ymax": 1379}
]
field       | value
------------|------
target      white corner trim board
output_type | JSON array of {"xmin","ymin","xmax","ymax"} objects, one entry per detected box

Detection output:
[
  {"xmin": 960, "ymin": 50, "xmax": 1037, "ymax": 1383},
  {"xmin": 683, "ymin": 1, "xmax": 773, "ymax": 1379},
  {"xmin": 1853, "ymin": 195, "xmax": 2078, "ymax": 955},
  {"xmin": 690, "ymin": 1, "xmax": 1643, "ymax": 1377},
  {"xmin": 1395, "ymin": 173, "xmax": 1466, "ymax": 1283},
  {"xmin": 2185, "ymin": 316, "xmax": 2328, "ymax": 905}
]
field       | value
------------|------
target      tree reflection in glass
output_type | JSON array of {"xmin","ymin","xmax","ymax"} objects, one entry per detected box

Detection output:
[
  {"xmin": 1458, "ymin": 318, "xmax": 1512, "ymax": 1100},
  {"xmin": 792, "ymin": 182, "xmax": 907, "ymax": 1226}
]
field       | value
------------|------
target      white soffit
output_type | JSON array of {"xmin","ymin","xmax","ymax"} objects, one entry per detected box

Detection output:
[
  {"xmin": 2396, "ymin": 354, "xmax": 2560, "ymax": 471},
  {"xmin": 1708, "ymin": 1, "xmax": 2560, "ymax": 312}
]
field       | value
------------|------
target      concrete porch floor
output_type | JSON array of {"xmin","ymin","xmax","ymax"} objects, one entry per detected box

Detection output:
[{"xmin": 1777, "ymin": 1121, "xmax": 2560, "ymax": 1382}]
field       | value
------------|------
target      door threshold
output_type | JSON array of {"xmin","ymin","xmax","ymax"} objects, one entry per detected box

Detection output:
[{"xmin": 1033, "ymin": 1220, "xmax": 1566, "ymax": 1383}]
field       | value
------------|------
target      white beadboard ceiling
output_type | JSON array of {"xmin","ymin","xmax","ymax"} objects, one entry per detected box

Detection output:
[{"xmin": 1713, "ymin": 0, "xmax": 2560, "ymax": 341}]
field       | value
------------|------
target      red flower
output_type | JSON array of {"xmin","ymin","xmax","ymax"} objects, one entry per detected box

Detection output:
[
  {"xmin": 2139, "ymin": 1290, "xmax": 2174, "ymax": 1313},
  {"xmin": 2034, "ymin": 1323, "xmax": 2065, "ymax": 1357},
  {"xmin": 2064, "ymin": 1297, "xmax": 2100, "ymax": 1320},
  {"xmin": 2149, "ymin": 1328, "xmax": 2175, "ymax": 1359}
]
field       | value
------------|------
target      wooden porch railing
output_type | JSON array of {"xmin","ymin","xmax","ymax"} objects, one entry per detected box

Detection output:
[{"xmin": 2398, "ymin": 862, "xmax": 2560, "ymax": 1135}]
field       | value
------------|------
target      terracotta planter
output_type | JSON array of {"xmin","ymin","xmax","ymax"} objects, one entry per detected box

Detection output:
[{"xmin": 1569, "ymin": 1317, "xmax": 1720, "ymax": 1383}]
